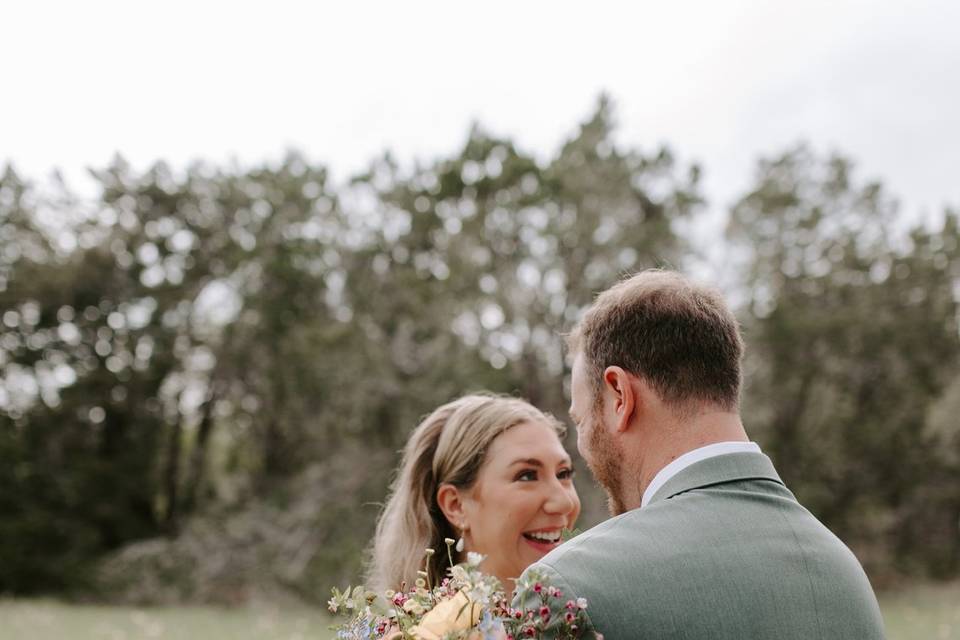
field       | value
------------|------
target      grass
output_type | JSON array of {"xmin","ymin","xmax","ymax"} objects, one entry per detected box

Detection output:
[
  {"xmin": 2, "ymin": 581, "xmax": 958, "ymax": 639},
  {"xmin": 0, "ymin": 600, "xmax": 333, "ymax": 640},
  {"xmin": 881, "ymin": 581, "xmax": 960, "ymax": 640}
]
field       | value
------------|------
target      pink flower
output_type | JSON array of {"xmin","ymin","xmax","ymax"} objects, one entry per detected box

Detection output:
[
  {"xmin": 539, "ymin": 605, "xmax": 551, "ymax": 621},
  {"xmin": 565, "ymin": 600, "xmax": 577, "ymax": 610},
  {"xmin": 565, "ymin": 612, "xmax": 576, "ymax": 623},
  {"xmin": 533, "ymin": 583, "xmax": 543, "ymax": 594}
]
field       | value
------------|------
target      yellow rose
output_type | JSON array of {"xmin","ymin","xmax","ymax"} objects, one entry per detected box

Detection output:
[{"xmin": 409, "ymin": 590, "xmax": 482, "ymax": 640}]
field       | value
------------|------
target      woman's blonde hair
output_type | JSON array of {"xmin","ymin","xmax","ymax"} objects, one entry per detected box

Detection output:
[{"xmin": 366, "ymin": 393, "xmax": 565, "ymax": 592}]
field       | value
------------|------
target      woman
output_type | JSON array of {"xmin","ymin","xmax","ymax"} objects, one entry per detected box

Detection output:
[{"xmin": 368, "ymin": 393, "xmax": 581, "ymax": 595}]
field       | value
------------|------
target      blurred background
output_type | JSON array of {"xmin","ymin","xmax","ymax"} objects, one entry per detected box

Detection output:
[{"xmin": 2, "ymin": 1, "xmax": 959, "ymax": 637}]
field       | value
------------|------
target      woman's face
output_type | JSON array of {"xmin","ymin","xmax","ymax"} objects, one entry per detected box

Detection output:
[{"xmin": 459, "ymin": 420, "xmax": 581, "ymax": 587}]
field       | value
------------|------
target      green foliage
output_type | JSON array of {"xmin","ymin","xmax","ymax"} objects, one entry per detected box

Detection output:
[
  {"xmin": 728, "ymin": 145, "xmax": 960, "ymax": 582},
  {"xmin": 0, "ymin": 98, "xmax": 700, "ymax": 597},
  {"xmin": 1, "ymin": 102, "xmax": 957, "ymax": 601}
]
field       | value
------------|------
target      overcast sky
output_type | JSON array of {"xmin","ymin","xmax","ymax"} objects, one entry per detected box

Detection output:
[{"xmin": 3, "ymin": 0, "xmax": 958, "ymax": 239}]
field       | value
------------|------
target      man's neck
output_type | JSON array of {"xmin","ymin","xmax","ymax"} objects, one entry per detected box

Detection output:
[{"xmin": 626, "ymin": 410, "xmax": 748, "ymax": 511}]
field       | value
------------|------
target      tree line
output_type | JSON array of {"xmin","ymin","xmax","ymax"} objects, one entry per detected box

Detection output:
[{"xmin": 1, "ymin": 97, "xmax": 958, "ymax": 601}]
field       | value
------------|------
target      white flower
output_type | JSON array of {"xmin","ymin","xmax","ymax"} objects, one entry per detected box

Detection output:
[
  {"xmin": 403, "ymin": 599, "xmax": 426, "ymax": 616},
  {"xmin": 450, "ymin": 565, "xmax": 470, "ymax": 583}
]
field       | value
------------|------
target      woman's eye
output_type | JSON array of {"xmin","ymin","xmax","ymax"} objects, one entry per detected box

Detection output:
[
  {"xmin": 557, "ymin": 468, "xmax": 575, "ymax": 480},
  {"xmin": 516, "ymin": 470, "xmax": 538, "ymax": 482}
]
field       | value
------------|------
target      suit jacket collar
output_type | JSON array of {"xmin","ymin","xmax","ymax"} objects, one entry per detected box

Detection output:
[{"xmin": 645, "ymin": 451, "xmax": 785, "ymax": 507}]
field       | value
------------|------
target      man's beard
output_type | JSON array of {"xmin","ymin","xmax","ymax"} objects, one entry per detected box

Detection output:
[{"xmin": 584, "ymin": 409, "xmax": 628, "ymax": 516}]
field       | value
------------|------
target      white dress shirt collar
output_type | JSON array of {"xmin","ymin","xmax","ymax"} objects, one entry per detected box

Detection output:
[{"xmin": 640, "ymin": 441, "xmax": 762, "ymax": 508}]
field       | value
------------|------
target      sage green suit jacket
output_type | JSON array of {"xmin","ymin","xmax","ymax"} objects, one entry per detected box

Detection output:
[{"xmin": 516, "ymin": 452, "xmax": 885, "ymax": 639}]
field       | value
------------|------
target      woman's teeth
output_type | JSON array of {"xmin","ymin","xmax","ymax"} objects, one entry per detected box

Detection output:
[{"xmin": 524, "ymin": 530, "xmax": 561, "ymax": 543}]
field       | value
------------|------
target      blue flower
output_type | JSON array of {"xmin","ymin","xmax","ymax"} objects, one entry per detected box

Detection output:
[
  {"xmin": 336, "ymin": 614, "xmax": 376, "ymax": 640},
  {"xmin": 477, "ymin": 610, "xmax": 506, "ymax": 640}
]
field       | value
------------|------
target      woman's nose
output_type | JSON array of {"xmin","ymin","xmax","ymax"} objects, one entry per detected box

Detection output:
[{"xmin": 544, "ymin": 482, "xmax": 578, "ymax": 516}]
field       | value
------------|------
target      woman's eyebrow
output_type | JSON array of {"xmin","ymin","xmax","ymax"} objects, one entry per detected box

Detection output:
[
  {"xmin": 509, "ymin": 458, "xmax": 544, "ymax": 467},
  {"xmin": 508, "ymin": 457, "xmax": 572, "ymax": 467}
]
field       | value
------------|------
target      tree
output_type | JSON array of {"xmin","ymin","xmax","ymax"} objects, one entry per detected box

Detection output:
[{"xmin": 728, "ymin": 145, "xmax": 960, "ymax": 581}]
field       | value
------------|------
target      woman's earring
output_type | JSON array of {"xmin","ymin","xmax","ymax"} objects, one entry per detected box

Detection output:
[{"xmin": 455, "ymin": 525, "xmax": 467, "ymax": 553}]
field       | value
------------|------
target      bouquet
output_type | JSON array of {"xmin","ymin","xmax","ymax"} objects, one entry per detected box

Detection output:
[{"xmin": 328, "ymin": 539, "xmax": 597, "ymax": 639}]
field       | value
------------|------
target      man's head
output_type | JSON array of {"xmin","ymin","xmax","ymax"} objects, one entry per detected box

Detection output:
[{"xmin": 567, "ymin": 269, "xmax": 744, "ymax": 513}]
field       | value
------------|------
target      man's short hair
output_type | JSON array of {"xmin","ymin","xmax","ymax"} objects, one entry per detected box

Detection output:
[{"xmin": 568, "ymin": 269, "xmax": 744, "ymax": 412}]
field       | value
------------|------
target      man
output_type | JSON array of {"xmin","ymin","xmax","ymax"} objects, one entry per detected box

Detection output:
[{"xmin": 514, "ymin": 270, "xmax": 884, "ymax": 639}]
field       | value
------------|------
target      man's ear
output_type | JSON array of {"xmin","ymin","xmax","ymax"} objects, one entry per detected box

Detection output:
[
  {"xmin": 436, "ymin": 483, "xmax": 468, "ymax": 529},
  {"xmin": 603, "ymin": 366, "xmax": 637, "ymax": 433}
]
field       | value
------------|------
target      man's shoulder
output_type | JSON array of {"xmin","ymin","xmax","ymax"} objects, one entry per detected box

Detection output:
[
  {"xmin": 538, "ymin": 506, "xmax": 669, "ymax": 573},
  {"xmin": 534, "ymin": 477, "xmax": 823, "ymax": 584},
  {"xmin": 544, "ymin": 511, "xmax": 632, "ymax": 562},
  {"xmin": 519, "ymin": 508, "xmax": 682, "ymax": 636}
]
